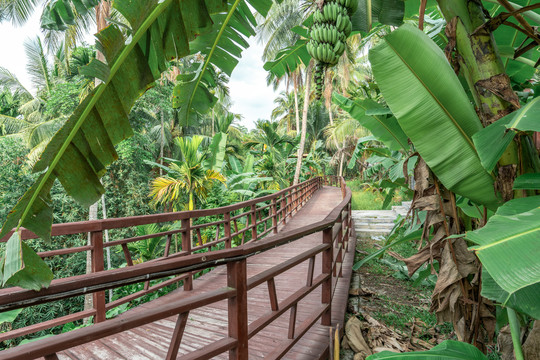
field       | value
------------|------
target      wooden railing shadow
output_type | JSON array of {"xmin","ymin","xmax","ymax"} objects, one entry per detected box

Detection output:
[{"xmin": 0, "ymin": 176, "xmax": 352, "ymax": 360}]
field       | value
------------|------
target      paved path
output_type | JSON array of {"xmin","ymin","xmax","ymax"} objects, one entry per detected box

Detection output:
[{"xmin": 56, "ymin": 187, "xmax": 356, "ymax": 359}]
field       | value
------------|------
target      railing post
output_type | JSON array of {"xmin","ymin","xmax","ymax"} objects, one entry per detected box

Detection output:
[
  {"xmin": 251, "ymin": 204, "xmax": 257, "ymax": 241},
  {"xmin": 224, "ymin": 212, "xmax": 232, "ymax": 249},
  {"xmin": 322, "ymin": 227, "xmax": 333, "ymax": 326},
  {"xmin": 90, "ymin": 230, "xmax": 106, "ymax": 323},
  {"xmin": 281, "ymin": 195, "xmax": 287, "ymax": 225},
  {"xmin": 228, "ymin": 259, "xmax": 248, "ymax": 359},
  {"xmin": 181, "ymin": 218, "xmax": 193, "ymax": 291},
  {"xmin": 272, "ymin": 198, "xmax": 278, "ymax": 234},
  {"xmin": 336, "ymin": 212, "xmax": 343, "ymax": 278}
]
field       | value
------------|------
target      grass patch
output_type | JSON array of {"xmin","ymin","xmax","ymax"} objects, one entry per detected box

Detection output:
[
  {"xmin": 347, "ymin": 179, "xmax": 409, "ymax": 210},
  {"xmin": 373, "ymin": 294, "xmax": 451, "ymax": 337}
]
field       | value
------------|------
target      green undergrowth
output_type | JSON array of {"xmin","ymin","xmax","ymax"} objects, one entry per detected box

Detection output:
[
  {"xmin": 346, "ymin": 179, "xmax": 409, "ymax": 210},
  {"xmin": 355, "ymin": 237, "xmax": 453, "ymax": 337}
]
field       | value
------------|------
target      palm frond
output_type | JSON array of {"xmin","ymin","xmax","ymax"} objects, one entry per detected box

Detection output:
[{"xmin": 24, "ymin": 36, "xmax": 53, "ymax": 94}]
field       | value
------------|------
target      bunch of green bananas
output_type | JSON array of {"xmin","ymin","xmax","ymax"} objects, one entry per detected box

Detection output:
[{"xmin": 307, "ymin": 0, "xmax": 357, "ymax": 99}]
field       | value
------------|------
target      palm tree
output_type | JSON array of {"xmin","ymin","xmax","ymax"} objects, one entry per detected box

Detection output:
[
  {"xmin": 271, "ymin": 90, "xmax": 297, "ymax": 132},
  {"xmin": 150, "ymin": 136, "xmax": 226, "ymax": 211}
]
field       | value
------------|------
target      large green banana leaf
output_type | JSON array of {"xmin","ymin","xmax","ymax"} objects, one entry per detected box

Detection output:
[
  {"xmin": 0, "ymin": 0, "xmax": 268, "ymax": 289},
  {"xmin": 367, "ymin": 340, "xmax": 487, "ymax": 359},
  {"xmin": 173, "ymin": 0, "xmax": 273, "ymax": 125},
  {"xmin": 333, "ymin": 92, "xmax": 408, "ymax": 151},
  {"xmin": 370, "ymin": 24, "xmax": 500, "ymax": 209},
  {"xmin": 466, "ymin": 196, "xmax": 540, "ymax": 307},
  {"xmin": 473, "ymin": 97, "xmax": 540, "ymax": 172},
  {"xmin": 263, "ymin": 38, "xmax": 311, "ymax": 79},
  {"xmin": 482, "ymin": 267, "xmax": 540, "ymax": 319}
]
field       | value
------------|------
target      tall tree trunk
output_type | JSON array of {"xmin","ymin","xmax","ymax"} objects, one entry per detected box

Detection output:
[
  {"xmin": 338, "ymin": 139, "xmax": 346, "ymax": 177},
  {"xmin": 293, "ymin": 80, "xmax": 300, "ymax": 133},
  {"xmin": 160, "ymin": 112, "xmax": 165, "ymax": 176},
  {"xmin": 293, "ymin": 62, "xmax": 313, "ymax": 185}
]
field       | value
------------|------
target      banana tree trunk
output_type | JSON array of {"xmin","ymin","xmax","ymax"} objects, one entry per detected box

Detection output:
[
  {"xmin": 437, "ymin": 0, "xmax": 523, "ymax": 201},
  {"xmin": 293, "ymin": 61, "xmax": 313, "ymax": 185}
]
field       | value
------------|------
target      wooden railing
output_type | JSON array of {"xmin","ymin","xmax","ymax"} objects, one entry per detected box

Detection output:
[{"xmin": 0, "ymin": 176, "xmax": 352, "ymax": 359}]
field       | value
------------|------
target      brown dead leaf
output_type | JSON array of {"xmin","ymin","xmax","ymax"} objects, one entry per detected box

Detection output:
[
  {"xmin": 345, "ymin": 317, "xmax": 372, "ymax": 355},
  {"xmin": 413, "ymin": 195, "xmax": 440, "ymax": 211},
  {"xmin": 402, "ymin": 227, "xmax": 446, "ymax": 276},
  {"xmin": 414, "ymin": 158, "xmax": 430, "ymax": 197}
]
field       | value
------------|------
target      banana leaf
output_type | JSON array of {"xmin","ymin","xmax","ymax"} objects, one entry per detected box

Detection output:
[
  {"xmin": 466, "ymin": 196, "xmax": 540, "ymax": 306},
  {"xmin": 263, "ymin": 39, "xmax": 312, "ymax": 78},
  {"xmin": 370, "ymin": 24, "xmax": 500, "ymax": 209},
  {"xmin": 482, "ymin": 268, "xmax": 540, "ymax": 319},
  {"xmin": 0, "ymin": 0, "xmax": 265, "ymax": 289},
  {"xmin": 367, "ymin": 340, "xmax": 487, "ymax": 359},
  {"xmin": 513, "ymin": 173, "xmax": 540, "ymax": 190},
  {"xmin": 473, "ymin": 97, "xmax": 540, "ymax": 172},
  {"xmin": 333, "ymin": 93, "xmax": 409, "ymax": 151},
  {"xmin": 173, "ymin": 0, "xmax": 272, "ymax": 125}
]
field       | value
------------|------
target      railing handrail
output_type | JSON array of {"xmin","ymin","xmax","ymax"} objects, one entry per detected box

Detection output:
[
  {"xmin": 1, "ymin": 178, "xmax": 319, "ymax": 242},
  {"xmin": 0, "ymin": 183, "xmax": 351, "ymax": 312}
]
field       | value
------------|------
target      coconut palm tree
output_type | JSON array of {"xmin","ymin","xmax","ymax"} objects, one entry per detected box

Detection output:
[
  {"xmin": 271, "ymin": 90, "xmax": 298, "ymax": 133},
  {"xmin": 150, "ymin": 136, "xmax": 226, "ymax": 211}
]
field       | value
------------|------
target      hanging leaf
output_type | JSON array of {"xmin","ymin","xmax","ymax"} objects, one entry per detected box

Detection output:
[
  {"xmin": 482, "ymin": 268, "xmax": 540, "ymax": 319},
  {"xmin": 370, "ymin": 24, "xmax": 499, "ymax": 209},
  {"xmin": 1, "ymin": 233, "xmax": 53, "ymax": 291},
  {"xmin": 347, "ymin": 135, "xmax": 378, "ymax": 169},
  {"xmin": 263, "ymin": 39, "xmax": 312, "ymax": 78},
  {"xmin": 466, "ymin": 196, "xmax": 540, "ymax": 300},
  {"xmin": 473, "ymin": 96, "xmax": 540, "ymax": 172},
  {"xmin": 513, "ymin": 173, "xmax": 540, "ymax": 190},
  {"xmin": 173, "ymin": 0, "xmax": 273, "ymax": 125},
  {"xmin": 367, "ymin": 340, "xmax": 488, "ymax": 359},
  {"xmin": 333, "ymin": 93, "xmax": 409, "ymax": 151},
  {"xmin": 41, "ymin": 0, "xmax": 100, "ymax": 31}
]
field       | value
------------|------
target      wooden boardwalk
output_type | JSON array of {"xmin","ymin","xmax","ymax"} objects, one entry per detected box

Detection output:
[{"xmin": 53, "ymin": 187, "xmax": 356, "ymax": 359}]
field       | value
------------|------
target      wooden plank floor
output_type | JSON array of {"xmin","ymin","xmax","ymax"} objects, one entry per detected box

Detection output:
[{"xmin": 56, "ymin": 187, "xmax": 356, "ymax": 359}]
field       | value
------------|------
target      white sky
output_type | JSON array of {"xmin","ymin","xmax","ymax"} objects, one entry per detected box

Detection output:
[{"xmin": 0, "ymin": 13, "xmax": 282, "ymax": 130}]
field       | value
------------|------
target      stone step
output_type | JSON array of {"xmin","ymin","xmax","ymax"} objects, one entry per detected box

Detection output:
[
  {"xmin": 354, "ymin": 222, "xmax": 395, "ymax": 230},
  {"xmin": 352, "ymin": 210, "xmax": 396, "ymax": 219},
  {"xmin": 352, "ymin": 217, "xmax": 396, "ymax": 223},
  {"xmin": 355, "ymin": 228, "xmax": 392, "ymax": 238}
]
